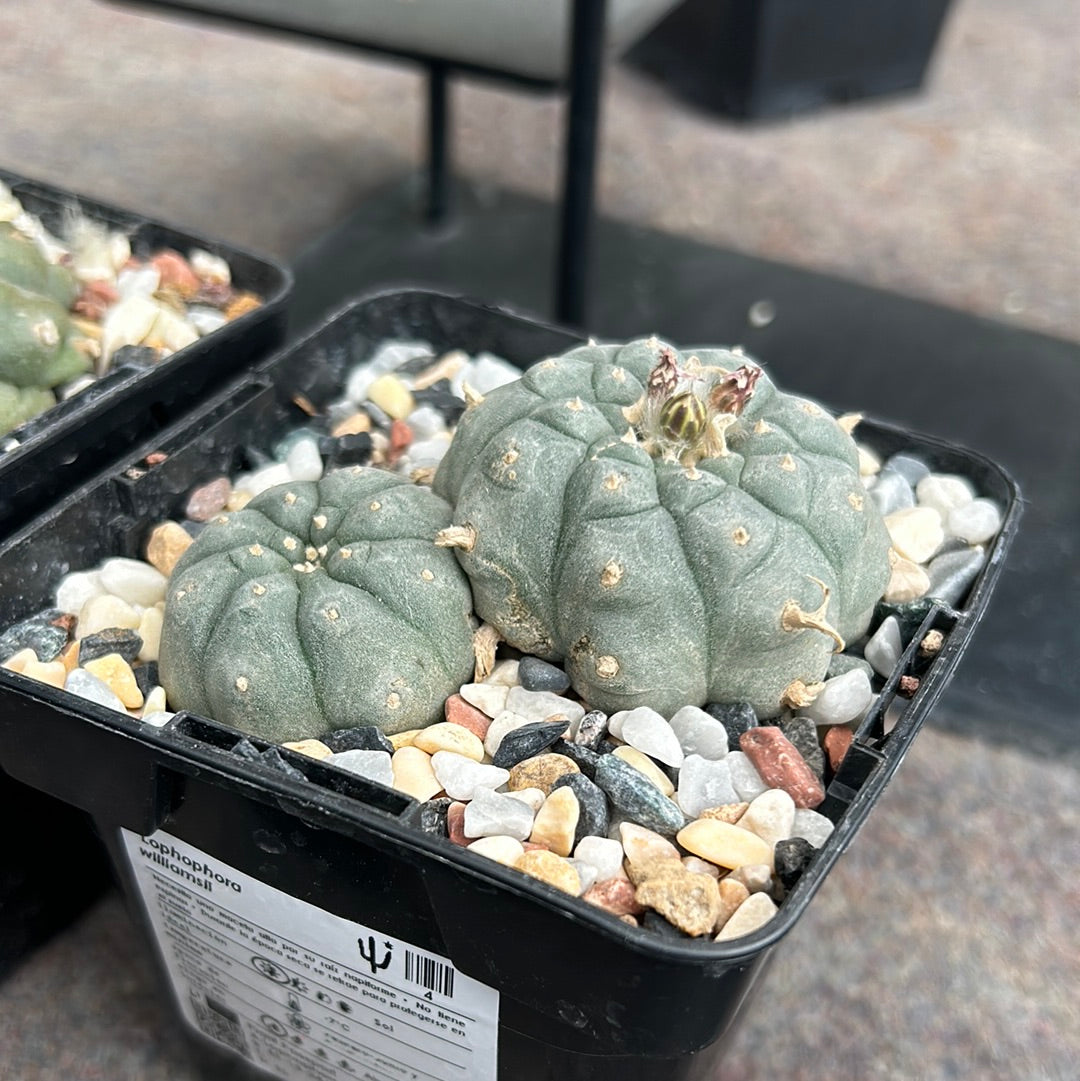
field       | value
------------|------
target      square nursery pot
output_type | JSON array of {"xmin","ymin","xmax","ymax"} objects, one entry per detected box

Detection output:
[
  {"xmin": 0, "ymin": 290, "xmax": 1018, "ymax": 1079},
  {"xmin": 626, "ymin": 0, "xmax": 954, "ymax": 119},
  {"xmin": 0, "ymin": 168, "xmax": 292, "ymax": 538}
]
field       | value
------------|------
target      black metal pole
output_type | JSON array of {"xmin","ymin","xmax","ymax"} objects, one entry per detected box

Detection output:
[
  {"xmin": 555, "ymin": 0, "xmax": 608, "ymax": 327},
  {"xmin": 426, "ymin": 60, "xmax": 451, "ymax": 225}
]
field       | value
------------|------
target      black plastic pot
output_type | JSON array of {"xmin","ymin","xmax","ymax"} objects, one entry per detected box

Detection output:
[
  {"xmin": 0, "ymin": 168, "xmax": 292, "ymax": 536},
  {"xmin": 0, "ymin": 290, "xmax": 1019, "ymax": 1079},
  {"xmin": 626, "ymin": 0, "xmax": 954, "ymax": 120}
]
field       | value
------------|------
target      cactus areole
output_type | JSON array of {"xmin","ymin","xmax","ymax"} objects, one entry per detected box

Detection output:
[
  {"xmin": 433, "ymin": 338, "xmax": 892, "ymax": 718},
  {"xmin": 159, "ymin": 468, "xmax": 476, "ymax": 742}
]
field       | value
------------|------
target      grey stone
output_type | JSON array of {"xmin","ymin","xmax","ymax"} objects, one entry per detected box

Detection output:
[
  {"xmin": 882, "ymin": 453, "xmax": 931, "ymax": 487},
  {"xmin": 594, "ymin": 753, "xmax": 685, "ymax": 837},
  {"xmin": 864, "ymin": 615, "xmax": 903, "ymax": 678},
  {"xmin": 517, "ymin": 656, "xmax": 571, "ymax": 694},
  {"xmin": 927, "ymin": 546, "xmax": 987, "ymax": 607},
  {"xmin": 779, "ymin": 717, "xmax": 826, "ymax": 780},
  {"xmin": 552, "ymin": 772, "xmax": 609, "ymax": 844},
  {"xmin": 869, "ymin": 468, "xmax": 916, "ymax": 516},
  {"xmin": 322, "ymin": 726, "xmax": 394, "ymax": 754},
  {"xmin": 704, "ymin": 701, "xmax": 759, "ymax": 751}
]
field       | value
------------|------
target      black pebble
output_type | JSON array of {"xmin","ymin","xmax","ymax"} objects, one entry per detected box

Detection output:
[
  {"xmin": 873, "ymin": 597, "xmax": 936, "ymax": 639},
  {"xmin": 231, "ymin": 738, "xmax": 262, "ymax": 761},
  {"xmin": 413, "ymin": 381, "xmax": 466, "ymax": 424},
  {"xmin": 552, "ymin": 772, "xmax": 609, "ymax": 845},
  {"xmin": 492, "ymin": 720, "xmax": 570, "ymax": 769},
  {"xmin": 574, "ymin": 709, "xmax": 608, "ymax": 750},
  {"xmin": 322, "ymin": 725, "xmax": 394, "ymax": 755},
  {"xmin": 551, "ymin": 739, "xmax": 602, "ymax": 778},
  {"xmin": 0, "ymin": 611, "xmax": 69, "ymax": 663},
  {"xmin": 133, "ymin": 661, "xmax": 160, "ymax": 696},
  {"xmin": 259, "ymin": 747, "xmax": 308, "ymax": 782},
  {"xmin": 419, "ymin": 797, "xmax": 453, "ymax": 837},
  {"xmin": 394, "ymin": 353, "xmax": 439, "ymax": 375},
  {"xmin": 79, "ymin": 627, "xmax": 143, "ymax": 665},
  {"xmin": 774, "ymin": 837, "xmax": 816, "ymax": 891},
  {"xmin": 319, "ymin": 432, "xmax": 373, "ymax": 469},
  {"xmin": 779, "ymin": 717, "xmax": 825, "ymax": 781},
  {"xmin": 704, "ymin": 701, "xmax": 759, "ymax": 752},
  {"xmin": 517, "ymin": 656, "xmax": 571, "ymax": 694},
  {"xmin": 641, "ymin": 911, "xmax": 694, "ymax": 940}
]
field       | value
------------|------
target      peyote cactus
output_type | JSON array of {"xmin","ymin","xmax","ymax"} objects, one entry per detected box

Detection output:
[
  {"xmin": 433, "ymin": 338, "xmax": 892, "ymax": 718},
  {"xmin": 159, "ymin": 467, "xmax": 477, "ymax": 742},
  {"xmin": 0, "ymin": 229, "xmax": 90, "ymax": 436}
]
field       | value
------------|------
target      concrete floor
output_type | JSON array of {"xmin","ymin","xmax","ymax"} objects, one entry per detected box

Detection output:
[{"xmin": 0, "ymin": 0, "xmax": 1077, "ymax": 1079}]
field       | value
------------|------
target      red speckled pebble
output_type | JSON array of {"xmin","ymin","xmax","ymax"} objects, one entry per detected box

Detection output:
[
  {"xmin": 583, "ymin": 877, "xmax": 645, "ymax": 918},
  {"xmin": 739, "ymin": 727, "xmax": 825, "ymax": 809},
  {"xmin": 446, "ymin": 802, "xmax": 469, "ymax": 846},
  {"xmin": 823, "ymin": 725, "xmax": 854, "ymax": 773},
  {"xmin": 444, "ymin": 693, "xmax": 492, "ymax": 739}
]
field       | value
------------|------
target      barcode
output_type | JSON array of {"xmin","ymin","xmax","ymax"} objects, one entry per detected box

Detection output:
[
  {"xmin": 403, "ymin": 950, "xmax": 455, "ymax": 998},
  {"xmin": 190, "ymin": 990, "xmax": 249, "ymax": 1055}
]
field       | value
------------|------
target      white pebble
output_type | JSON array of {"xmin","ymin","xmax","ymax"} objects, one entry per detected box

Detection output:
[
  {"xmin": 430, "ymin": 751, "xmax": 509, "ymax": 801},
  {"xmin": 405, "ymin": 437, "xmax": 451, "ymax": 467},
  {"xmin": 463, "ymin": 787, "xmax": 535, "ymax": 841},
  {"xmin": 64, "ymin": 668, "xmax": 128, "ymax": 713},
  {"xmin": 327, "ymin": 750, "xmax": 394, "ymax": 787},
  {"xmin": 884, "ymin": 506, "xmax": 945, "ymax": 564},
  {"xmin": 76, "ymin": 594, "xmax": 140, "ymax": 639},
  {"xmin": 916, "ymin": 473, "xmax": 976, "ymax": 518},
  {"xmin": 187, "ymin": 306, "xmax": 229, "ymax": 336},
  {"xmin": 676, "ymin": 755, "xmax": 738, "ymax": 818},
  {"xmin": 946, "ymin": 499, "xmax": 1002, "ymax": 544},
  {"xmin": 607, "ymin": 710, "xmax": 628, "ymax": 739},
  {"xmin": 715, "ymin": 893, "xmax": 778, "ymax": 941},
  {"xmin": 55, "ymin": 570, "xmax": 106, "ymax": 615},
  {"xmin": 116, "ymin": 265, "xmax": 161, "ymax": 300},
  {"xmin": 739, "ymin": 789, "xmax": 796, "ymax": 848},
  {"xmin": 505, "ymin": 686, "xmax": 585, "ymax": 727},
  {"xmin": 727, "ymin": 751, "xmax": 769, "ymax": 801},
  {"xmin": 189, "ymin": 249, "xmax": 231, "ymax": 285},
  {"xmin": 792, "ymin": 808, "xmax": 835, "ymax": 849},
  {"xmin": 286, "ymin": 437, "xmax": 324, "ymax": 482},
  {"xmin": 620, "ymin": 707, "xmax": 683, "ymax": 767},
  {"xmin": 802, "ymin": 669, "xmax": 874, "ymax": 726},
  {"xmin": 466, "ymin": 835, "xmax": 524, "ymax": 866},
  {"xmin": 864, "ymin": 615, "xmax": 903, "ymax": 678},
  {"xmin": 98, "ymin": 558, "xmax": 167, "ymax": 607},
  {"xmin": 669, "ymin": 705, "xmax": 729, "ymax": 759},
  {"xmin": 454, "ymin": 353, "xmax": 520, "ymax": 395},
  {"xmin": 483, "ymin": 659, "xmax": 520, "ymax": 687},
  {"xmin": 405, "ymin": 405, "xmax": 447, "ymax": 440},
  {"xmin": 367, "ymin": 340, "xmax": 433, "ymax": 376},
  {"xmin": 505, "ymin": 787, "xmax": 546, "ymax": 813},
  {"xmin": 239, "ymin": 463, "xmax": 292, "ymax": 497},
  {"xmin": 459, "ymin": 682, "xmax": 509, "ymax": 717},
  {"xmin": 572, "ymin": 835, "xmax": 624, "ymax": 883},
  {"xmin": 567, "ymin": 859, "xmax": 599, "ymax": 895}
]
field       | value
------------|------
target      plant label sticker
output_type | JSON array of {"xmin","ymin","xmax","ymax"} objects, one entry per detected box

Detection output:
[{"xmin": 120, "ymin": 829, "xmax": 499, "ymax": 1081}]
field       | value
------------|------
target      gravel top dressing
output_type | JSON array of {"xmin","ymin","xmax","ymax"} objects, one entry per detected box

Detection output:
[
  {"xmin": 0, "ymin": 333, "xmax": 1006, "ymax": 945},
  {"xmin": 0, "ymin": 178, "xmax": 263, "ymax": 442}
]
